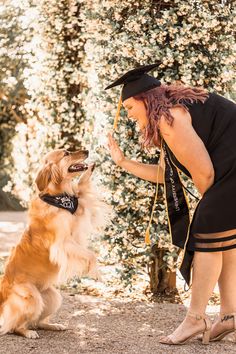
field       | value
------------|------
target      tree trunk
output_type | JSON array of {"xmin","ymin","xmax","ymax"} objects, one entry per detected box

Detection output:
[{"xmin": 148, "ymin": 244, "xmax": 177, "ymax": 295}]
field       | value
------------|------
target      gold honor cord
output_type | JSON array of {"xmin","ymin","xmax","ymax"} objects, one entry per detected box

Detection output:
[
  {"xmin": 145, "ymin": 139, "xmax": 163, "ymax": 245},
  {"xmin": 113, "ymin": 95, "xmax": 122, "ymax": 131}
]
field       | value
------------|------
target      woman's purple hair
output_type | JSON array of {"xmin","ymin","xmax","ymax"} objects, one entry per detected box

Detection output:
[{"xmin": 134, "ymin": 83, "xmax": 209, "ymax": 147}]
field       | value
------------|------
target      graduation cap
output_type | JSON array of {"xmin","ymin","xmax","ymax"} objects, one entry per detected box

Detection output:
[{"xmin": 105, "ymin": 63, "xmax": 161, "ymax": 130}]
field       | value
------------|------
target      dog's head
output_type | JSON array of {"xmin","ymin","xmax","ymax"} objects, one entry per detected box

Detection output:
[{"xmin": 35, "ymin": 149, "xmax": 91, "ymax": 192}]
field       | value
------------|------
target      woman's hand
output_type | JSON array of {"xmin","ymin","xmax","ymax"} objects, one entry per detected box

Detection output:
[
  {"xmin": 107, "ymin": 133, "xmax": 125, "ymax": 167},
  {"xmin": 107, "ymin": 132, "xmax": 164, "ymax": 183}
]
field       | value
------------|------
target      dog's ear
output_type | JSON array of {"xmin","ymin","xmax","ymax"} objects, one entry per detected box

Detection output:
[
  {"xmin": 35, "ymin": 163, "xmax": 62, "ymax": 191},
  {"xmin": 35, "ymin": 163, "xmax": 52, "ymax": 191},
  {"xmin": 50, "ymin": 164, "xmax": 62, "ymax": 185}
]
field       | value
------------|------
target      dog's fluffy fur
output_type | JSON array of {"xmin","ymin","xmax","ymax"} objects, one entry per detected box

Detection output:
[{"xmin": 0, "ymin": 148, "xmax": 109, "ymax": 338}]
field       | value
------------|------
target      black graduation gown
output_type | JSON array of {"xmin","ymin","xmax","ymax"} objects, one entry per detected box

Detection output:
[{"xmin": 165, "ymin": 93, "xmax": 236, "ymax": 285}]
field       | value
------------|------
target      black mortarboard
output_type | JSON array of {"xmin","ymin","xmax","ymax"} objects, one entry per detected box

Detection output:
[
  {"xmin": 105, "ymin": 63, "xmax": 161, "ymax": 101},
  {"xmin": 105, "ymin": 63, "xmax": 161, "ymax": 130}
]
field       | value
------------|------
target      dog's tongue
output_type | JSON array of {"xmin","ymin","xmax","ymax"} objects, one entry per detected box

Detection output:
[{"xmin": 68, "ymin": 163, "xmax": 88, "ymax": 172}]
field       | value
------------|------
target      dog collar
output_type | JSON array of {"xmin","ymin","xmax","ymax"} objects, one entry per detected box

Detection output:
[{"xmin": 40, "ymin": 193, "xmax": 78, "ymax": 214}]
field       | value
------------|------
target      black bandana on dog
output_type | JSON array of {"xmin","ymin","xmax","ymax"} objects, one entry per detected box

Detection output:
[{"xmin": 40, "ymin": 194, "xmax": 78, "ymax": 214}]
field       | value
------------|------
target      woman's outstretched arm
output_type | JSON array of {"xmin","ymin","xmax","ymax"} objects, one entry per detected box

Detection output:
[{"xmin": 107, "ymin": 133, "xmax": 164, "ymax": 183}]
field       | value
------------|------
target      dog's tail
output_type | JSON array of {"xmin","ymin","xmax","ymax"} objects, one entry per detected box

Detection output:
[
  {"xmin": 0, "ymin": 276, "xmax": 5, "ymax": 330},
  {"xmin": 0, "ymin": 275, "xmax": 9, "ymax": 333},
  {"xmin": 0, "ymin": 274, "xmax": 4, "ymax": 302}
]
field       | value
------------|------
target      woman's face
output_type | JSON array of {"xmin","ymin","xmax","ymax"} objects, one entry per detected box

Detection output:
[{"xmin": 123, "ymin": 97, "xmax": 148, "ymax": 132}]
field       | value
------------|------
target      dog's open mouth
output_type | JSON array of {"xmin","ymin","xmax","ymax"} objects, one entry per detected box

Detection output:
[{"xmin": 68, "ymin": 163, "xmax": 88, "ymax": 172}]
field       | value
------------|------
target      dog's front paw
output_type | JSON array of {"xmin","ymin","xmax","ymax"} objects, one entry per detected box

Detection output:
[
  {"xmin": 87, "ymin": 268, "xmax": 102, "ymax": 282},
  {"xmin": 78, "ymin": 163, "xmax": 95, "ymax": 184},
  {"xmin": 38, "ymin": 322, "xmax": 67, "ymax": 331},
  {"xmin": 49, "ymin": 323, "xmax": 67, "ymax": 331},
  {"xmin": 24, "ymin": 330, "xmax": 40, "ymax": 339}
]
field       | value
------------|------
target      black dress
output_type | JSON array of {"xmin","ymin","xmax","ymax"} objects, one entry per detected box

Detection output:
[{"xmin": 165, "ymin": 93, "xmax": 236, "ymax": 285}]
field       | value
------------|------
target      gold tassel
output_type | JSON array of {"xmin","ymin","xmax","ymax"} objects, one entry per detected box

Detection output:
[
  {"xmin": 145, "ymin": 227, "xmax": 151, "ymax": 245},
  {"xmin": 113, "ymin": 95, "xmax": 122, "ymax": 131},
  {"xmin": 144, "ymin": 139, "xmax": 163, "ymax": 245}
]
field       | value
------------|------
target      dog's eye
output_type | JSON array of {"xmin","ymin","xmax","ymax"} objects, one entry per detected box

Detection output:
[{"xmin": 64, "ymin": 150, "xmax": 70, "ymax": 157}]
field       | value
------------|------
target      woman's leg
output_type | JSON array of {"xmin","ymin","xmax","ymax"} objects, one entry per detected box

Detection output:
[
  {"xmin": 218, "ymin": 248, "xmax": 236, "ymax": 313},
  {"xmin": 160, "ymin": 251, "xmax": 222, "ymax": 343},
  {"xmin": 210, "ymin": 248, "xmax": 236, "ymax": 338},
  {"xmin": 189, "ymin": 251, "xmax": 222, "ymax": 313}
]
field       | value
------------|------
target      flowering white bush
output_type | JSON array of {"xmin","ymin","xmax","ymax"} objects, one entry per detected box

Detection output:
[
  {"xmin": 0, "ymin": 0, "xmax": 34, "ymax": 209},
  {"xmin": 79, "ymin": 0, "xmax": 235, "ymax": 286},
  {"xmin": 1, "ymin": 0, "xmax": 235, "ymax": 288}
]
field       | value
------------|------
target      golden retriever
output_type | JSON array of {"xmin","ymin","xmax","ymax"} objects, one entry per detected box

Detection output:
[{"xmin": 0, "ymin": 148, "xmax": 109, "ymax": 338}]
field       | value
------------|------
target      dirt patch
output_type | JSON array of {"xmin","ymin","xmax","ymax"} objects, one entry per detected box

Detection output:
[
  {"xmin": 0, "ymin": 212, "xmax": 235, "ymax": 353},
  {"xmin": 0, "ymin": 290, "xmax": 235, "ymax": 354}
]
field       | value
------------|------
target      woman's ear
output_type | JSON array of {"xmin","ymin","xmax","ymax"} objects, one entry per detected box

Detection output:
[{"xmin": 35, "ymin": 163, "xmax": 52, "ymax": 192}]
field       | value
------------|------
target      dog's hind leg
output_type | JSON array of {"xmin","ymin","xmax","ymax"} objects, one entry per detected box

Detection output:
[
  {"xmin": 36, "ymin": 286, "xmax": 66, "ymax": 331},
  {"xmin": 0, "ymin": 283, "xmax": 44, "ymax": 339},
  {"xmin": 0, "ymin": 302, "xmax": 18, "ymax": 336}
]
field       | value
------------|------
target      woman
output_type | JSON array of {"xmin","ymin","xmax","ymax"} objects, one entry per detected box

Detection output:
[{"xmin": 106, "ymin": 64, "xmax": 236, "ymax": 345}]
